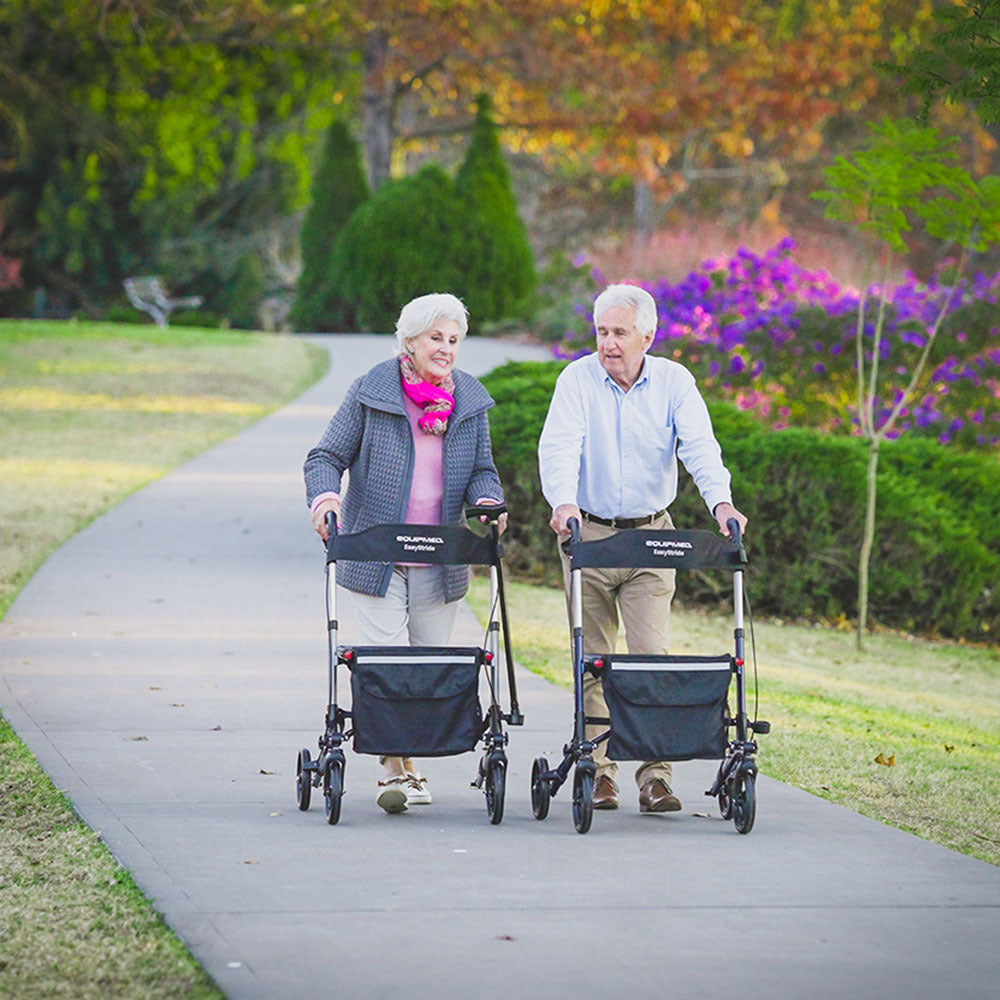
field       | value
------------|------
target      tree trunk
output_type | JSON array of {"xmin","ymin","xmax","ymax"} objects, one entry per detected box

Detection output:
[
  {"xmin": 857, "ymin": 435, "xmax": 880, "ymax": 650},
  {"xmin": 362, "ymin": 28, "xmax": 394, "ymax": 190},
  {"xmin": 633, "ymin": 178, "xmax": 654, "ymax": 247}
]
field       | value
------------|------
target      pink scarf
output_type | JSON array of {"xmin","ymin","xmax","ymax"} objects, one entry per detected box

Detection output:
[{"xmin": 399, "ymin": 355, "xmax": 455, "ymax": 435}]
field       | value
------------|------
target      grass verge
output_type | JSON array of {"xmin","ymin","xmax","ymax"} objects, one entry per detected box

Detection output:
[
  {"xmin": 467, "ymin": 576, "xmax": 1000, "ymax": 866},
  {"xmin": 0, "ymin": 319, "xmax": 327, "ymax": 997}
]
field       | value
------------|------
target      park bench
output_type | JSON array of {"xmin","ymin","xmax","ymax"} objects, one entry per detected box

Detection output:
[{"xmin": 123, "ymin": 275, "xmax": 203, "ymax": 328}]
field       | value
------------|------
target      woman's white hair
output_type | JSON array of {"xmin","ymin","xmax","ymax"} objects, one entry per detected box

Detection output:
[
  {"xmin": 592, "ymin": 283, "xmax": 658, "ymax": 338},
  {"xmin": 395, "ymin": 293, "xmax": 469, "ymax": 354}
]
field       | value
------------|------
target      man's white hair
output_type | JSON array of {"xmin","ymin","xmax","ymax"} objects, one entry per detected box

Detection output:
[{"xmin": 593, "ymin": 283, "xmax": 658, "ymax": 337}]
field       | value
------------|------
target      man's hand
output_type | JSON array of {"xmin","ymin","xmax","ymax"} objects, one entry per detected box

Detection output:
[
  {"xmin": 713, "ymin": 501, "xmax": 747, "ymax": 539},
  {"xmin": 550, "ymin": 503, "xmax": 582, "ymax": 536},
  {"xmin": 311, "ymin": 495, "xmax": 341, "ymax": 540},
  {"xmin": 474, "ymin": 497, "xmax": 508, "ymax": 534}
]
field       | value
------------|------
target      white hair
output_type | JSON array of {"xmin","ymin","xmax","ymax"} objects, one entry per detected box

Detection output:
[
  {"xmin": 593, "ymin": 283, "xmax": 658, "ymax": 338},
  {"xmin": 394, "ymin": 293, "xmax": 469, "ymax": 354}
]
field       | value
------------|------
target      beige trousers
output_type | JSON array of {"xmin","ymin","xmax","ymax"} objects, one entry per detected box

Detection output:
[{"xmin": 560, "ymin": 512, "xmax": 676, "ymax": 788}]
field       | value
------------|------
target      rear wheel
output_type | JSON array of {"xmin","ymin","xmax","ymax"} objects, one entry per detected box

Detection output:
[
  {"xmin": 572, "ymin": 766, "xmax": 594, "ymax": 835},
  {"xmin": 485, "ymin": 756, "xmax": 506, "ymax": 825},
  {"xmin": 531, "ymin": 757, "xmax": 551, "ymax": 820},
  {"xmin": 324, "ymin": 757, "xmax": 344, "ymax": 825},
  {"xmin": 733, "ymin": 771, "xmax": 756, "ymax": 834},
  {"xmin": 296, "ymin": 749, "xmax": 312, "ymax": 811}
]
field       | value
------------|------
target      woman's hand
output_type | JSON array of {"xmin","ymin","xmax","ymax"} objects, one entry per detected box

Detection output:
[
  {"xmin": 474, "ymin": 497, "xmax": 508, "ymax": 534},
  {"xmin": 311, "ymin": 495, "xmax": 341, "ymax": 540}
]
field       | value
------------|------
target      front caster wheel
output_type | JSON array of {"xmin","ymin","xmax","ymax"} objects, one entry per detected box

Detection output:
[
  {"xmin": 324, "ymin": 756, "xmax": 344, "ymax": 825},
  {"xmin": 531, "ymin": 756, "xmax": 551, "ymax": 820},
  {"xmin": 572, "ymin": 766, "xmax": 594, "ymax": 835},
  {"xmin": 733, "ymin": 771, "xmax": 756, "ymax": 834},
  {"xmin": 485, "ymin": 756, "xmax": 506, "ymax": 825},
  {"xmin": 296, "ymin": 748, "xmax": 312, "ymax": 811}
]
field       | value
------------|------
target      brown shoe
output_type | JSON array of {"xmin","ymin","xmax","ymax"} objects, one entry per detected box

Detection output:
[
  {"xmin": 639, "ymin": 777, "xmax": 682, "ymax": 813},
  {"xmin": 592, "ymin": 774, "xmax": 620, "ymax": 810}
]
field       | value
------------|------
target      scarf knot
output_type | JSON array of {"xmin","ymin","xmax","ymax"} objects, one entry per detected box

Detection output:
[{"xmin": 399, "ymin": 355, "xmax": 455, "ymax": 435}]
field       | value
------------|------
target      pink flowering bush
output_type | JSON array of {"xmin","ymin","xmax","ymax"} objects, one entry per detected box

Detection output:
[{"xmin": 557, "ymin": 238, "xmax": 1000, "ymax": 450}]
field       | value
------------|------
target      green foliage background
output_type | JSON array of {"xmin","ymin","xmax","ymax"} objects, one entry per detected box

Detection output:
[
  {"xmin": 482, "ymin": 360, "xmax": 1000, "ymax": 643},
  {"xmin": 290, "ymin": 120, "xmax": 371, "ymax": 332}
]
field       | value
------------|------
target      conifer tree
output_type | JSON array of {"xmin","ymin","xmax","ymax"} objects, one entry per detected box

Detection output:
[
  {"xmin": 455, "ymin": 94, "xmax": 536, "ymax": 320},
  {"xmin": 328, "ymin": 164, "xmax": 487, "ymax": 332},
  {"xmin": 291, "ymin": 120, "xmax": 370, "ymax": 331}
]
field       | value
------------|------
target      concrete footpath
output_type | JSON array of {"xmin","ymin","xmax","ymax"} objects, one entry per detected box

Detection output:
[{"xmin": 2, "ymin": 334, "xmax": 999, "ymax": 1000}]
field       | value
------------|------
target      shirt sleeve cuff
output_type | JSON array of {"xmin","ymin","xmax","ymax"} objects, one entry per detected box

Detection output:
[{"xmin": 310, "ymin": 491, "xmax": 339, "ymax": 515}]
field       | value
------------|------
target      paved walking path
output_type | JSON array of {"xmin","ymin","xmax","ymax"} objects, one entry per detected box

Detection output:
[{"xmin": 2, "ymin": 335, "xmax": 999, "ymax": 1000}]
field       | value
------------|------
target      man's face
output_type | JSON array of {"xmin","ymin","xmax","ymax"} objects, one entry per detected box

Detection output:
[{"xmin": 595, "ymin": 304, "xmax": 654, "ymax": 391}]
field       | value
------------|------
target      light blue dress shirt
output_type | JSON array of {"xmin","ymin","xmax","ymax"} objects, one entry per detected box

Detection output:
[{"xmin": 538, "ymin": 352, "xmax": 733, "ymax": 519}]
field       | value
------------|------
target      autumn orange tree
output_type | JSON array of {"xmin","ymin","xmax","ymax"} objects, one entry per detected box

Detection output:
[{"xmin": 152, "ymin": 0, "xmax": 944, "ymax": 216}]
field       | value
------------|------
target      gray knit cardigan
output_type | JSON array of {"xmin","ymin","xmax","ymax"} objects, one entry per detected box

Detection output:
[{"xmin": 303, "ymin": 357, "xmax": 504, "ymax": 601}]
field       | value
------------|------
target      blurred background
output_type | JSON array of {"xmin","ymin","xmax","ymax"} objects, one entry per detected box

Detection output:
[{"xmin": 2, "ymin": 0, "xmax": 996, "ymax": 333}]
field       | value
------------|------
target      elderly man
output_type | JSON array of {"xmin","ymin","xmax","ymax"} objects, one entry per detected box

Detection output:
[{"xmin": 538, "ymin": 282, "xmax": 747, "ymax": 813}]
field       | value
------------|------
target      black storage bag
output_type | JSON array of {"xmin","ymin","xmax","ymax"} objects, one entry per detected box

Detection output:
[
  {"xmin": 348, "ymin": 647, "xmax": 483, "ymax": 756},
  {"xmin": 601, "ymin": 655, "xmax": 732, "ymax": 761}
]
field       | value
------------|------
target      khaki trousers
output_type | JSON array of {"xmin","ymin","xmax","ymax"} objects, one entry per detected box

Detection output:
[{"xmin": 559, "ymin": 512, "xmax": 676, "ymax": 788}]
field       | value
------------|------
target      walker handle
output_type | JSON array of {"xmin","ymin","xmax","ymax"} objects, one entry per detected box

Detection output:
[
  {"xmin": 726, "ymin": 517, "xmax": 741, "ymax": 546},
  {"xmin": 325, "ymin": 510, "xmax": 338, "ymax": 535},
  {"xmin": 465, "ymin": 502, "xmax": 507, "ymax": 523},
  {"xmin": 567, "ymin": 516, "xmax": 581, "ymax": 544}
]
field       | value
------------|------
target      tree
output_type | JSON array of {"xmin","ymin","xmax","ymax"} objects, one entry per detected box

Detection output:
[
  {"xmin": 290, "ymin": 120, "xmax": 370, "ymax": 332},
  {"xmin": 455, "ymin": 94, "xmax": 536, "ymax": 321},
  {"xmin": 0, "ymin": 0, "xmax": 341, "ymax": 313},
  {"xmin": 814, "ymin": 117, "xmax": 1000, "ymax": 648},
  {"xmin": 883, "ymin": 0, "xmax": 1000, "ymax": 126},
  {"xmin": 326, "ymin": 164, "xmax": 488, "ymax": 332}
]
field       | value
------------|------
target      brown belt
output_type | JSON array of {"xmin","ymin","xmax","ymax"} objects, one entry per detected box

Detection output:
[{"xmin": 580, "ymin": 508, "xmax": 668, "ymax": 529}]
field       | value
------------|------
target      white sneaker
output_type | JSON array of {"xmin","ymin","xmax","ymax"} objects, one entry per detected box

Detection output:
[
  {"xmin": 405, "ymin": 774, "xmax": 432, "ymax": 805},
  {"xmin": 376, "ymin": 777, "xmax": 408, "ymax": 813}
]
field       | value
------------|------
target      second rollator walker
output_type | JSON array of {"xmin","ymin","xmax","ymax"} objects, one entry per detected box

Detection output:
[{"xmin": 530, "ymin": 516, "xmax": 768, "ymax": 834}]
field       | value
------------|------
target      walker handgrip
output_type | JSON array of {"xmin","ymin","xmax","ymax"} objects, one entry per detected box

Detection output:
[
  {"xmin": 726, "ymin": 517, "xmax": 741, "ymax": 546},
  {"xmin": 567, "ymin": 516, "xmax": 581, "ymax": 544},
  {"xmin": 465, "ymin": 502, "xmax": 507, "ymax": 522},
  {"xmin": 325, "ymin": 510, "xmax": 338, "ymax": 533}
]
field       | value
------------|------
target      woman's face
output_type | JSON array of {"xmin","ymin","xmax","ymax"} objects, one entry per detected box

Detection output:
[{"xmin": 407, "ymin": 319, "xmax": 462, "ymax": 383}]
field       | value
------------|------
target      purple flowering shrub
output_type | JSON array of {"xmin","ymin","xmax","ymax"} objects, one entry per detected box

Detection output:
[{"xmin": 556, "ymin": 238, "xmax": 1000, "ymax": 450}]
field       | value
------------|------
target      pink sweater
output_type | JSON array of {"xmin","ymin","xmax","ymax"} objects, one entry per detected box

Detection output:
[{"xmin": 403, "ymin": 393, "xmax": 444, "ymax": 525}]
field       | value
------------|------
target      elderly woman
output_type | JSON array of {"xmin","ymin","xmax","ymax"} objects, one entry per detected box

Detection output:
[{"xmin": 304, "ymin": 293, "xmax": 506, "ymax": 814}]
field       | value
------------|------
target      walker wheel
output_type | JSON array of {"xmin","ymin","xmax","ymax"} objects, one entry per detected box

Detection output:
[
  {"xmin": 324, "ymin": 756, "xmax": 344, "ymax": 825},
  {"xmin": 733, "ymin": 771, "xmax": 756, "ymax": 834},
  {"xmin": 296, "ymin": 749, "xmax": 312, "ymax": 811},
  {"xmin": 531, "ymin": 756, "xmax": 551, "ymax": 821},
  {"xmin": 572, "ymin": 766, "xmax": 594, "ymax": 835},
  {"xmin": 485, "ymin": 756, "xmax": 506, "ymax": 825}
]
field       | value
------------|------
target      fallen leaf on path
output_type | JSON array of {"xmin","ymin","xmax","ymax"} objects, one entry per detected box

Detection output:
[
  {"xmin": 259, "ymin": 769, "xmax": 277, "ymax": 775},
  {"xmin": 874, "ymin": 752, "xmax": 896, "ymax": 766}
]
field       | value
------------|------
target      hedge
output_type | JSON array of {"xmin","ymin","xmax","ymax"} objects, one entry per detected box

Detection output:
[{"xmin": 481, "ymin": 360, "xmax": 1000, "ymax": 643}]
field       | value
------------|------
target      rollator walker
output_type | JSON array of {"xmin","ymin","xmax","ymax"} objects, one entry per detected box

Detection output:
[
  {"xmin": 530, "ymin": 516, "xmax": 768, "ymax": 834},
  {"xmin": 296, "ymin": 504, "xmax": 522, "ymax": 825}
]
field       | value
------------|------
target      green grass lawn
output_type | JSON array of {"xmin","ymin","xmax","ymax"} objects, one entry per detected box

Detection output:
[
  {"xmin": 467, "ymin": 576, "xmax": 1000, "ymax": 866},
  {"xmin": 0, "ymin": 319, "xmax": 327, "ymax": 998}
]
